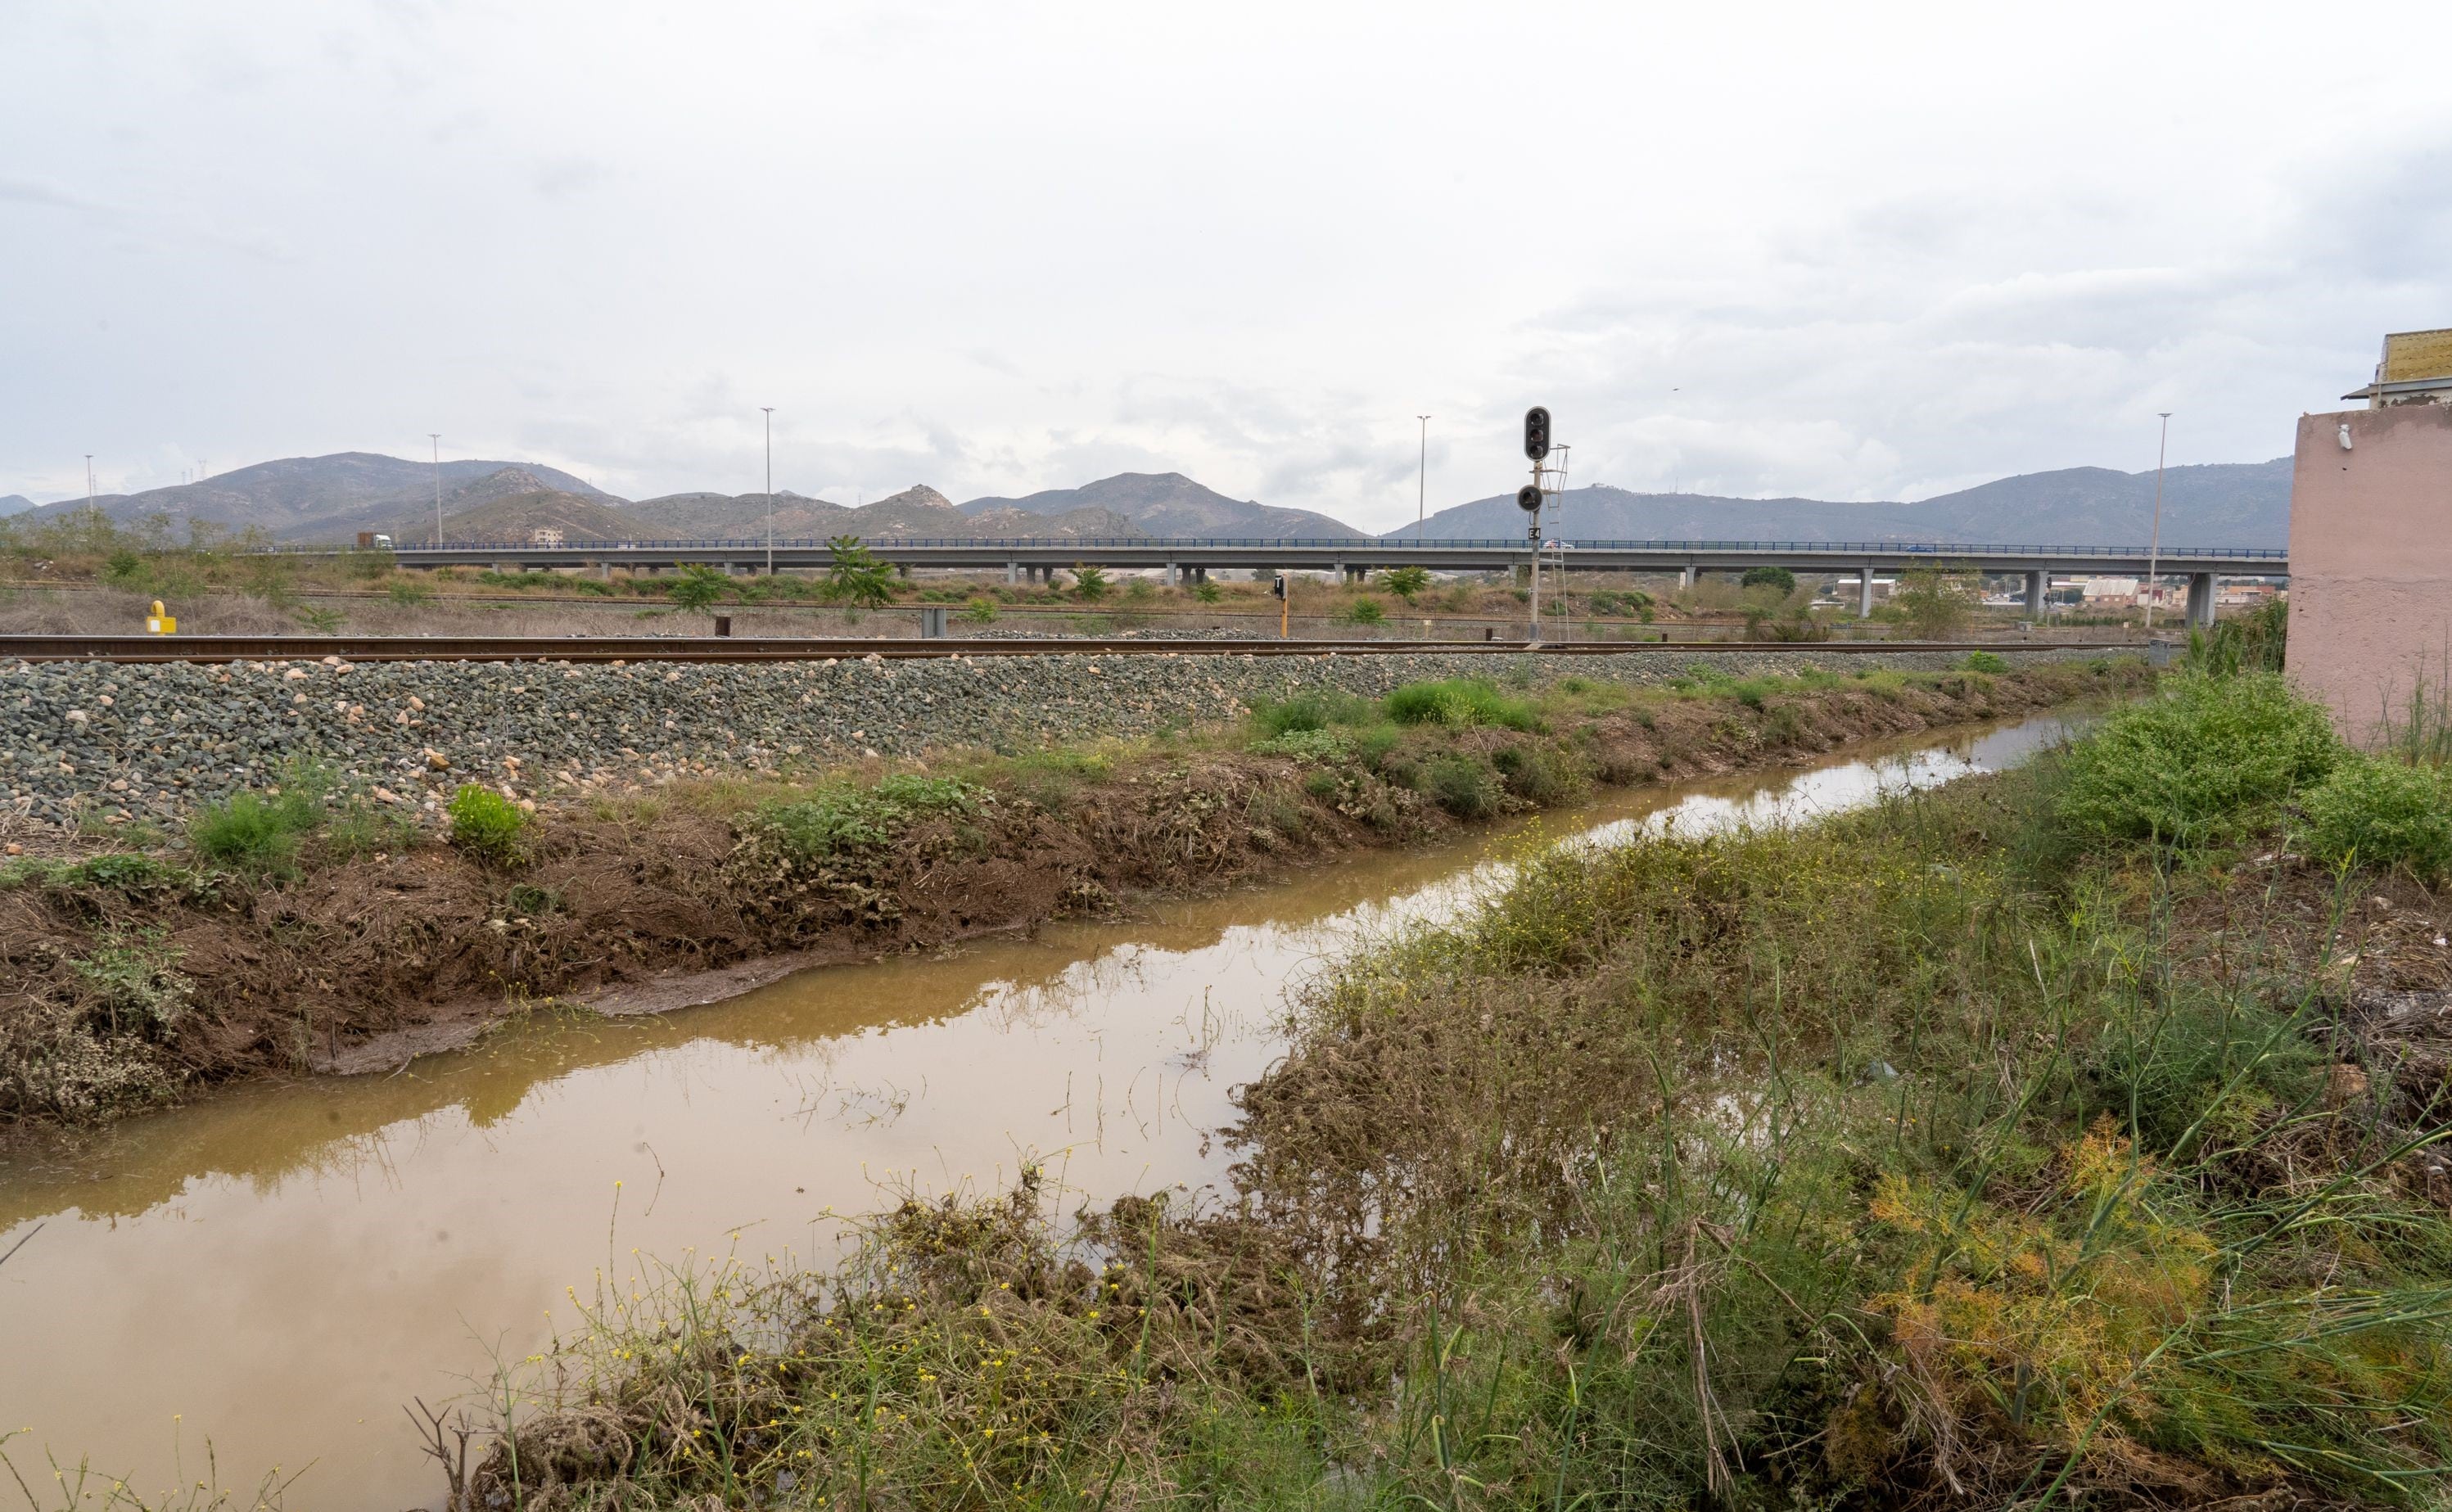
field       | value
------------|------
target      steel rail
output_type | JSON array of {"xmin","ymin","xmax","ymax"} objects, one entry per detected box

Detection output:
[{"xmin": 0, "ymin": 634, "xmax": 2142, "ymax": 666}]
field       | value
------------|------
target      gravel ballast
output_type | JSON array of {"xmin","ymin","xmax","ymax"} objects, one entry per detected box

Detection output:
[{"xmin": 1, "ymin": 648, "xmax": 2108, "ymax": 827}]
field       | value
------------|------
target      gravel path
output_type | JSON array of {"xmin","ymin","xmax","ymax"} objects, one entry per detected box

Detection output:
[{"xmin": 1, "ymin": 648, "xmax": 2107, "ymax": 828}]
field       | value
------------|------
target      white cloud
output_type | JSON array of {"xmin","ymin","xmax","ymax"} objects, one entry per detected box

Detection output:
[{"xmin": 2, "ymin": 0, "xmax": 2447, "ymax": 526}]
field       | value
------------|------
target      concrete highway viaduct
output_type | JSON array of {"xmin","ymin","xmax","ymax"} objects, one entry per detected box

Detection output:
[{"xmin": 300, "ymin": 538, "xmax": 2289, "ymax": 628}]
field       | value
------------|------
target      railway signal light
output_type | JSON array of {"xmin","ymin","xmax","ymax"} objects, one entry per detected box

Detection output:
[
  {"xmin": 1516, "ymin": 484, "xmax": 1543, "ymax": 513},
  {"xmin": 1271, "ymin": 574, "xmax": 1287, "ymax": 599},
  {"xmin": 1524, "ymin": 406, "xmax": 1551, "ymax": 462}
]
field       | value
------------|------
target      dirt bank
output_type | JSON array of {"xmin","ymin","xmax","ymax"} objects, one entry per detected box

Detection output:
[{"xmin": 0, "ymin": 660, "xmax": 2146, "ymax": 1130}]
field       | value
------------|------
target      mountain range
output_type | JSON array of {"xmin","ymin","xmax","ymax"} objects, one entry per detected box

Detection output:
[
  {"xmin": 6, "ymin": 452, "xmax": 2296, "ymax": 549},
  {"xmin": 1392, "ymin": 460, "xmax": 2292, "ymax": 549}
]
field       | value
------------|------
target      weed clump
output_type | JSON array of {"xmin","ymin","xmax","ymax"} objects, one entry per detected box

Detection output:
[
  {"xmin": 753, "ymin": 774, "xmax": 982, "ymax": 861},
  {"xmin": 1250, "ymin": 728, "xmax": 1354, "ymax": 764},
  {"xmin": 188, "ymin": 787, "xmax": 319, "ymax": 873},
  {"xmin": 69, "ymin": 927, "xmax": 195, "ymax": 1036},
  {"xmin": 1383, "ymin": 678, "xmax": 1539, "ymax": 731},
  {"xmin": 1249, "ymin": 690, "xmax": 1371, "ymax": 737},
  {"xmin": 446, "ymin": 783, "xmax": 531, "ymax": 865}
]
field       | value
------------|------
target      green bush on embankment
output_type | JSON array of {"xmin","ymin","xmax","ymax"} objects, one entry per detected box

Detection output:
[{"xmin": 452, "ymin": 665, "xmax": 2452, "ymax": 1510}]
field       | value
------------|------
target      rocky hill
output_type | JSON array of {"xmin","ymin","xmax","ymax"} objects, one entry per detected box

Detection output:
[
  {"xmin": 393, "ymin": 489, "xmax": 646, "ymax": 546},
  {"xmin": 11, "ymin": 454, "xmax": 617, "ymax": 542},
  {"xmin": 961, "ymin": 472, "xmax": 1364, "ymax": 539},
  {"xmin": 625, "ymin": 490, "xmax": 852, "ymax": 539},
  {"xmin": 1387, "ymin": 458, "xmax": 2292, "ymax": 548}
]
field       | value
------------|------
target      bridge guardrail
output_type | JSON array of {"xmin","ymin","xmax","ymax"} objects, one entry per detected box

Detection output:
[{"xmin": 263, "ymin": 537, "xmax": 2291, "ymax": 558}]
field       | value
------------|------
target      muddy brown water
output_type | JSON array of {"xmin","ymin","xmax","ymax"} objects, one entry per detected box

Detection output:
[{"xmin": 0, "ymin": 712, "xmax": 2084, "ymax": 1506}]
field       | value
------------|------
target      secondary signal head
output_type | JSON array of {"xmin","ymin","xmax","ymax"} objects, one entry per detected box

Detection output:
[{"xmin": 1516, "ymin": 484, "xmax": 1543, "ymax": 512}]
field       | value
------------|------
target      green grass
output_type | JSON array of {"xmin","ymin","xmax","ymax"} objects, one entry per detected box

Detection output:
[
  {"xmin": 187, "ymin": 788, "xmax": 320, "ymax": 872},
  {"xmin": 1382, "ymin": 678, "xmax": 1540, "ymax": 731},
  {"xmin": 187, "ymin": 761, "xmax": 414, "ymax": 874}
]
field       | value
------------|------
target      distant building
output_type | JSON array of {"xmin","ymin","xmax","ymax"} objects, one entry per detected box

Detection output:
[
  {"xmin": 531, "ymin": 527, "xmax": 565, "ymax": 546},
  {"xmin": 2341, "ymin": 327, "xmax": 2452, "ymax": 408}
]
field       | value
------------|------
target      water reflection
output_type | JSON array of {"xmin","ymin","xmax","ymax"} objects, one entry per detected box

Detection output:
[{"xmin": 0, "ymin": 711, "xmax": 2079, "ymax": 1507}]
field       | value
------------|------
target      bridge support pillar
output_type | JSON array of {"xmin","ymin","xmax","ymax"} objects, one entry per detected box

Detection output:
[
  {"xmin": 1005, "ymin": 561, "xmax": 1019, "ymax": 584},
  {"xmin": 1858, "ymin": 566, "xmax": 1874, "ymax": 618},
  {"xmin": 896, "ymin": 562, "xmax": 911, "ymax": 580},
  {"xmin": 2025, "ymin": 570, "xmax": 2046, "ymax": 617},
  {"xmin": 1164, "ymin": 561, "xmax": 1179, "ymax": 587},
  {"xmin": 1679, "ymin": 564, "xmax": 1696, "ymax": 590},
  {"xmin": 494, "ymin": 561, "xmax": 520, "ymax": 575},
  {"xmin": 2187, "ymin": 572, "xmax": 2216, "ymax": 629},
  {"xmin": 1191, "ymin": 566, "xmax": 1208, "ymax": 584}
]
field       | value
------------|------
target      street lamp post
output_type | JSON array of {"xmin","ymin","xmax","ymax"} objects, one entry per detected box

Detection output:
[
  {"xmin": 85, "ymin": 454, "xmax": 94, "ymax": 511},
  {"xmin": 428, "ymin": 434, "xmax": 444, "ymax": 544},
  {"xmin": 1415, "ymin": 415, "xmax": 1430, "ymax": 535},
  {"xmin": 2144, "ymin": 412, "xmax": 2170, "ymax": 633},
  {"xmin": 762, "ymin": 407, "xmax": 775, "ymax": 576}
]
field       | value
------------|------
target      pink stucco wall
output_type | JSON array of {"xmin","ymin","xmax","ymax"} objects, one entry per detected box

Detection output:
[{"xmin": 2286, "ymin": 404, "xmax": 2452, "ymax": 744}]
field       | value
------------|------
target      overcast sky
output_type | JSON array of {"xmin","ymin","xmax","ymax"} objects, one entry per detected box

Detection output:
[{"xmin": 5, "ymin": 2, "xmax": 2448, "ymax": 528}]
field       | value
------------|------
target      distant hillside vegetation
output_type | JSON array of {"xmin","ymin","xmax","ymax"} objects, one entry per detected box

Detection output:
[{"xmin": 1387, "ymin": 458, "xmax": 2292, "ymax": 548}]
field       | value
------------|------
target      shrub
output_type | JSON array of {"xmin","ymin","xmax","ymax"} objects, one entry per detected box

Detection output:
[
  {"xmin": 1491, "ymin": 742, "xmax": 1587, "ymax": 805},
  {"xmin": 1963, "ymin": 650, "xmax": 2009, "ymax": 674},
  {"xmin": 1383, "ymin": 679, "xmax": 1540, "ymax": 731},
  {"xmin": 1419, "ymin": 753, "xmax": 1501, "ymax": 818},
  {"xmin": 2056, "ymin": 673, "xmax": 2339, "ymax": 844},
  {"xmin": 447, "ymin": 783, "xmax": 531, "ymax": 864},
  {"xmin": 1380, "ymin": 566, "xmax": 1431, "ymax": 603},
  {"xmin": 962, "ymin": 596, "xmax": 999, "ymax": 625},
  {"xmin": 2299, "ymin": 752, "xmax": 2452, "ymax": 877},
  {"xmin": 1070, "ymin": 564, "xmax": 1109, "ymax": 601},
  {"xmin": 666, "ymin": 562, "xmax": 729, "ymax": 611},
  {"xmin": 1193, "ymin": 580, "xmax": 1223, "ymax": 604},
  {"xmin": 1341, "ymin": 596, "xmax": 1385, "ymax": 625},
  {"xmin": 1889, "ymin": 567, "xmax": 1977, "ymax": 638},
  {"xmin": 1740, "ymin": 564, "xmax": 1796, "ymax": 597},
  {"xmin": 388, "ymin": 577, "xmax": 436, "ymax": 606},
  {"xmin": 820, "ymin": 536, "xmax": 897, "ymax": 609}
]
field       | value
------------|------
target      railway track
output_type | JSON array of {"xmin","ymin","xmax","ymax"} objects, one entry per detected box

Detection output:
[{"xmin": 0, "ymin": 634, "xmax": 2141, "ymax": 666}]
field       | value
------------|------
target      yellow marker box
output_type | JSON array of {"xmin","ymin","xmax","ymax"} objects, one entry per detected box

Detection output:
[{"xmin": 146, "ymin": 599, "xmax": 177, "ymax": 634}]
